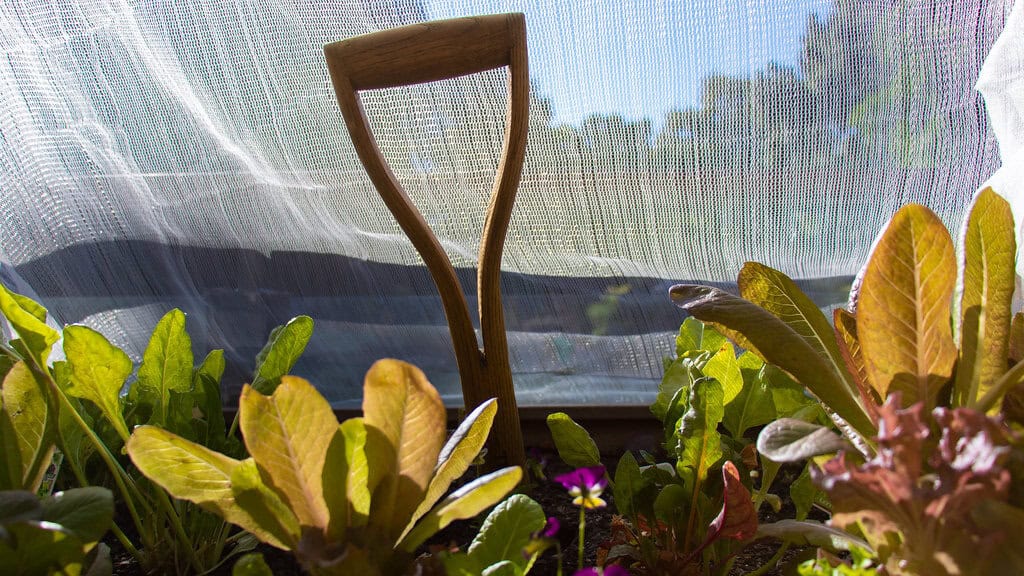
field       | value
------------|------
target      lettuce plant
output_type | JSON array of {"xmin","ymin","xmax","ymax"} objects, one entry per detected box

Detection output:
[
  {"xmin": 127, "ymin": 359, "xmax": 522, "ymax": 576},
  {"xmin": 670, "ymin": 188, "xmax": 1021, "ymax": 449},
  {"xmin": 809, "ymin": 396, "xmax": 1019, "ymax": 575},
  {"xmin": 0, "ymin": 487, "xmax": 113, "ymax": 575},
  {"xmin": 547, "ymin": 319, "xmax": 819, "ymax": 575},
  {"xmin": 669, "ymin": 187, "xmax": 1024, "ymax": 573},
  {"xmin": 0, "ymin": 285, "xmax": 311, "ymax": 574}
]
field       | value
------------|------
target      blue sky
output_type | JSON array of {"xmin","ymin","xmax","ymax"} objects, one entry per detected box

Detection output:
[{"xmin": 426, "ymin": 0, "xmax": 833, "ymax": 126}]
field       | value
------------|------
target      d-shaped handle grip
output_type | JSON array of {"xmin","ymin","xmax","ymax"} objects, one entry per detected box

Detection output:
[
  {"xmin": 324, "ymin": 14, "xmax": 528, "ymax": 468},
  {"xmin": 325, "ymin": 13, "xmax": 524, "ymax": 89}
]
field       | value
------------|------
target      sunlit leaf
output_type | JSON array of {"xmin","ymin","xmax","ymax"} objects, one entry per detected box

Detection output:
[
  {"xmin": 0, "ymin": 361, "xmax": 54, "ymax": 492},
  {"xmin": 546, "ymin": 412, "xmax": 601, "ymax": 469},
  {"xmin": 651, "ymin": 357, "xmax": 698, "ymax": 423},
  {"xmin": 341, "ymin": 418, "xmax": 372, "ymax": 526},
  {"xmin": 127, "ymin": 426, "xmax": 293, "ymax": 549},
  {"xmin": 677, "ymin": 377, "xmax": 724, "ymax": 488},
  {"xmin": 703, "ymin": 344, "xmax": 742, "ymax": 405},
  {"xmin": 397, "ymin": 466, "xmax": 522, "ymax": 551},
  {"xmin": 6, "ymin": 291, "xmax": 47, "ymax": 323},
  {"xmin": 723, "ymin": 353, "xmax": 777, "ymax": 438},
  {"xmin": 0, "ymin": 285, "xmax": 59, "ymax": 367},
  {"xmin": 136, "ymin": 309, "xmax": 194, "ymax": 427},
  {"xmin": 739, "ymin": 262, "xmax": 861, "ymax": 407},
  {"xmin": 756, "ymin": 419, "xmax": 847, "ymax": 462},
  {"xmin": 195, "ymin": 349, "xmax": 226, "ymax": 390},
  {"xmin": 676, "ymin": 317, "xmax": 727, "ymax": 356},
  {"xmin": 194, "ymin": 349, "xmax": 228, "ymax": 448},
  {"xmin": 954, "ymin": 188, "xmax": 1016, "ymax": 409},
  {"xmin": 240, "ymin": 377, "xmax": 337, "ymax": 531},
  {"xmin": 832, "ymin": 309, "xmax": 878, "ymax": 414},
  {"xmin": 857, "ymin": 204, "xmax": 956, "ymax": 407},
  {"xmin": 251, "ymin": 316, "xmax": 314, "ymax": 394},
  {"xmin": 670, "ymin": 284, "xmax": 876, "ymax": 437},
  {"xmin": 230, "ymin": 458, "xmax": 301, "ymax": 550},
  {"xmin": 407, "ymin": 398, "xmax": 496, "ymax": 531},
  {"xmin": 363, "ymin": 359, "xmax": 446, "ymax": 540},
  {"xmin": 62, "ymin": 325, "xmax": 132, "ymax": 443}
]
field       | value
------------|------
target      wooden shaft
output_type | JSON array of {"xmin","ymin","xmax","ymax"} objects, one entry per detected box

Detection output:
[
  {"xmin": 324, "ymin": 14, "xmax": 527, "ymax": 468},
  {"xmin": 326, "ymin": 78, "xmax": 486, "ymax": 409},
  {"xmin": 477, "ymin": 21, "xmax": 528, "ymax": 469}
]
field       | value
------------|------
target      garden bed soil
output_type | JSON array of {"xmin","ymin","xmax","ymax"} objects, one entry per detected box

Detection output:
[{"xmin": 107, "ymin": 450, "xmax": 816, "ymax": 576}]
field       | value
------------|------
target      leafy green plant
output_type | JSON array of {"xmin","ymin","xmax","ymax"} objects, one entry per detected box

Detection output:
[
  {"xmin": 127, "ymin": 359, "xmax": 522, "ymax": 576},
  {"xmin": 672, "ymin": 188, "xmax": 1020, "ymax": 446},
  {"xmin": 0, "ymin": 284, "xmax": 313, "ymax": 574},
  {"xmin": 0, "ymin": 487, "xmax": 114, "ymax": 576},
  {"xmin": 0, "ymin": 351, "xmax": 56, "ymax": 495},
  {"xmin": 546, "ymin": 319, "xmax": 816, "ymax": 575},
  {"xmin": 797, "ymin": 546, "xmax": 881, "ymax": 576},
  {"xmin": 670, "ymin": 188, "xmax": 1024, "ymax": 574},
  {"xmin": 440, "ymin": 494, "xmax": 549, "ymax": 576}
]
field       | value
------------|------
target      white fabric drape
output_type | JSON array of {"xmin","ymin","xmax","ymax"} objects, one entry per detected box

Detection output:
[
  {"xmin": 978, "ymin": 0, "xmax": 1024, "ymax": 309},
  {"xmin": 0, "ymin": 0, "xmax": 1013, "ymax": 406}
]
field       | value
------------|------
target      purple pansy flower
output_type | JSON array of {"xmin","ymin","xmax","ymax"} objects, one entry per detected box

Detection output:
[
  {"xmin": 573, "ymin": 566, "xmax": 630, "ymax": 576},
  {"xmin": 540, "ymin": 516, "xmax": 560, "ymax": 538},
  {"xmin": 522, "ymin": 516, "xmax": 561, "ymax": 558},
  {"xmin": 554, "ymin": 465, "xmax": 608, "ymax": 509}
]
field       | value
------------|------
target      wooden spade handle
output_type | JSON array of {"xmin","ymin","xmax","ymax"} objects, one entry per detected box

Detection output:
[
  {"xmin": 324, "ymin": 13, "xmax": 528, "ymax": 468},
  {"xmin": 325, "ymin": 13, "xmax": 521, "ymax": 90}
]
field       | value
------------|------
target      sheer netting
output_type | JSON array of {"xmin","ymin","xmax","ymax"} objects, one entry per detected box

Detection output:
[{"xmin": 0, "ymin": 0, "xmax": 1016, "ymax": 406}]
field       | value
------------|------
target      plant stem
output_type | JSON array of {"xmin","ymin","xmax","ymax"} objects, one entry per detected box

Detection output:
[
  {"xmin": 744, "ymin": 542, "xmax": 791, "ymax": 576},
  {"xmin": 556, "ymin": 542, "xmax": 563, "ymax": 576},
  {"xmin": 682, "ymin": 475, "xmax": 703, "ymax": 556},
  {"xmin": 227, "ymin": 411, "xmax": 241, "ymax": 439},
  {"xmin": 110, "ymin": 524, "xmax": 145, "ymax": 566},
  {"xmin": 27, "ymin": 359, "xmax": 204, "ymax": 573},
  {"xmin": 578, "ymin": 506, "xmax": 586, "ymax": 570},
  {"xmin": 31, "ymin": 360, "xmax": 151, "ymax": 527},
  {"xmin": 64, "ymin": 447, "xmax": 146, "ymax": 566},
  {"xmin": 153, "ymin": 484, "xmax": 204, "ymax": 574}
]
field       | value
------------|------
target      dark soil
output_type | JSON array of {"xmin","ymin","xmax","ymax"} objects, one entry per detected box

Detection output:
[{"xmin": 107, "ymin": 449, "xmax": 820, "ymax": 576}]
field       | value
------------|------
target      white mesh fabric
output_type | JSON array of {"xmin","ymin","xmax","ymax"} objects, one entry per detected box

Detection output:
[{"xmin": 0, "ymin": 0, "xmax": 1013, "ymax": 407}]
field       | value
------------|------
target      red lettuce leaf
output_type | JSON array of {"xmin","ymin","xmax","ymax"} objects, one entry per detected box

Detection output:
[
  {"xmin": 684, "ymin": 460, "xmax": 758, "ymax": 565},
  {"xmin": 812, "ymin": 395, "xmax": 1015, "ymax": 575}
]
